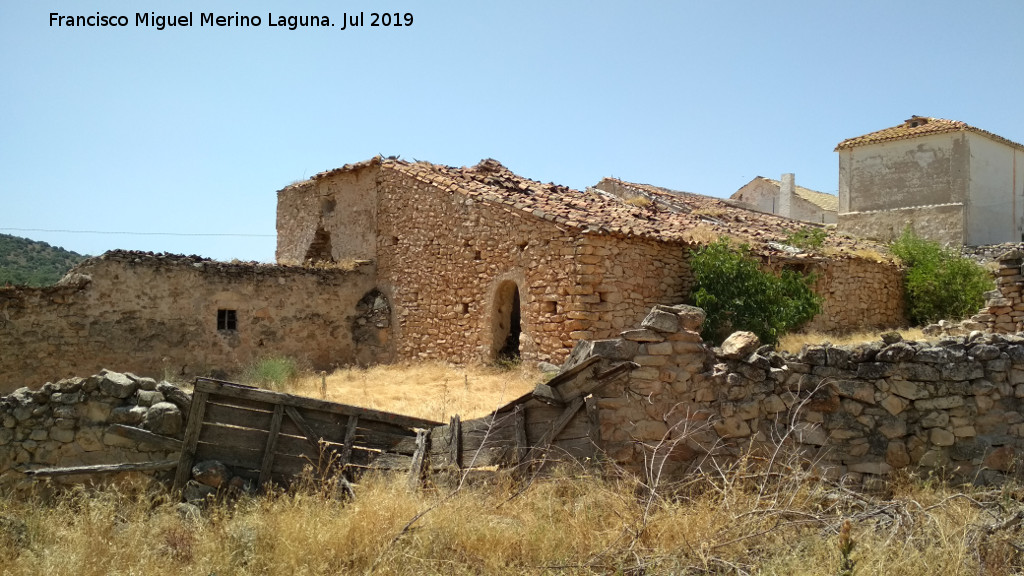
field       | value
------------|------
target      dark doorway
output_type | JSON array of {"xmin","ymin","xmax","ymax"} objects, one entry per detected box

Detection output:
[{"xmin": 493, "ymin": 281, "xmax": 522, "ymax": 361}]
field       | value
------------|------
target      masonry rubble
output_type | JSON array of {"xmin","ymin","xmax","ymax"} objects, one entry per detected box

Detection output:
[{"xmin": 0, "ymin": 369, "xmax": 189, "ymax": 490}]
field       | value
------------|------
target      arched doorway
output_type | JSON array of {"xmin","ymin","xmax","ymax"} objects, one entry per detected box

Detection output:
[{"xmin": 492, "ymin": 280, "xmax": 521, "ymax": 362}]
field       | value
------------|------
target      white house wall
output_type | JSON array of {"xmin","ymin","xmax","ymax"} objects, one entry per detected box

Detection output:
[
  {"xmin": 840, "ymin": 132, "xmax": 970, "ymax": 213},
  {"xmin": 965, "ymin": 133, "xmax": 1024, "ymax": 245}
]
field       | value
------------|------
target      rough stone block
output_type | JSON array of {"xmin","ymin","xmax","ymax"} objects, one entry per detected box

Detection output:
[
  {"xmin": 621, "ymin": 329, "xmax": 665, "ymax": 343},
  {"xmin": 719, "ymin": 332, "xmax": 760, "ymax": 360},
  {"xmin": 930, "ymin": 428, "xmax": 956, "ymax": 447},
  {"xmin": 143, "ymin": 402, "xmax": 183, "ymax": 436},
  {"xmin": 890, "ymin": 380, "xmax": 929, "ymax": 400},
  {"xmin": 712, "ymin": 417, "xmax": 751, "ymax": 439},
  {"xmin": 99, "ymin": 371, "xmax": 137, "ymax": 399},
  {"xmin": 641, "ymin": 309, "xmax": 680, "ymax": 334},
  {"xmin": 914, "ymin": 396, "xmax": 965, "ymax": 411},
  {"xmin": 880, "ymin": 394, "xmax": 907, "ymax": 416}
]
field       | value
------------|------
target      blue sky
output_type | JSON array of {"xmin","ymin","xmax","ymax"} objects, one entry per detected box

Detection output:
[{"xmin": 2, "ymin": 1, "xmax": 1023, "ymax": 262}]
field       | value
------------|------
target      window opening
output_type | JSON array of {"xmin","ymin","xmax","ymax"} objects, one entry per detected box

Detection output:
[{"xmin": 217, "ymin": 309, "xmax": 237, "ymax": 331}]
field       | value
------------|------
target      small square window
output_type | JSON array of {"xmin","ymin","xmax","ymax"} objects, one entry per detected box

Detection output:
[{"xmin": 217, "ymin": 309, "xmax": 237, "ymax": 331}]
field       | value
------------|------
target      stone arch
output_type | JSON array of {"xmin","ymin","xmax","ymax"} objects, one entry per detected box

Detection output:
[{"xmin": 491, "ymin": 280, "xmax": 522, "ymax": 361}]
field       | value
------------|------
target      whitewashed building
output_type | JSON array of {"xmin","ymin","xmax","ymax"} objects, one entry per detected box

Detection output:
[
  {"xmin": 731, "ymin": 175, "xmax": 838, "ymax": 224},
  {"xmin": 836, "ymin": 116, "xmax": 1024, "ymax": 246}
]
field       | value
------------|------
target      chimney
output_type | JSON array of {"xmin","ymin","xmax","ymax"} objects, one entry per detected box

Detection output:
[{"xmin": 779, "ymin": 173, "xmax": 794, "ymax": 218}]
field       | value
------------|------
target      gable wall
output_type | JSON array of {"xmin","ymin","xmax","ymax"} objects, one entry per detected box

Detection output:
[{"xmin": 965, "ymin": 133, "xmax": 1024, "ymax": 245}]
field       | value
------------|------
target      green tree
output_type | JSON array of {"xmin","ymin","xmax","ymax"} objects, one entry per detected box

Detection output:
[
  {"xmin": 889, "ymin": 228, "xmax": 993, "ymax": 325},
  {"xmin": 690, "ymin": 238, "xmax": 822, "ymax": 345}
]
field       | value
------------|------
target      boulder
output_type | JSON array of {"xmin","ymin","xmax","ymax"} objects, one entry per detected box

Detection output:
[
  {"xmin": 719, "ymin": 332, "xmax": 760, "ymax": 360},
  {"xmin": 192, "ymin": 460, "xmax": 231, "ymax": 489},
  {"xmin": 143, "ymin": 402, "xmax": 183, "ymax": 436},
  {"xmin": 99, "ymin": 371, "xmax": 137, "ymax": 399}
]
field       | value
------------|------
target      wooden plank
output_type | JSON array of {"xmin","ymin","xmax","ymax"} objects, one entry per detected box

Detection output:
[
  {"xmin": 203, "ymin": 403, "xmax": 275, "ymax": 431},
  {"xmin": 449, "ymin": 415, "xmax": 461, "ymax": 469},
  {"xmin": 515, "ymin": 405, "xmax": 528, "ymax": 466},
  {"xmin": 26, "ymin": 460, "xmax": 178, "ymax": 477},
  {"xmin": 552, "ymin": 435, "xmax": 597, "ymax": 461},
  {"xmin": 258, "ymin": 404, "xmax": 285, "ymax": 488},
  {"xmin": 194, "ymin": 441, "xmax": 263, "ymax": 472},
  {"xmin": 105, "ymin": 424, "xmax": 183, "ymax": 451},
  {"xmin": 206, "ymin": 394, "xmax": 275, "ymax": 414},
  {"xmin": 285, "ymin": 405, "xmax": 326, "ymax": 451},
  {"xmin": 524, "ymin": 396, "xmax": 586, "ymax": 465},
  {"xmin": 199, "ymin": 422, "xmax": 271, "ymax": 452},
  {"xmin": 370, "ymin": 452, "xmax": 415, "ymax": 470},
  {"xmin": 173, "ymin": 390, "xmax": 209, "ymax": 492},
  {"xmin": 338, "ymin": 416, "xmax": 359, "ymax": 468},
  {"xmin": 585, "ymin": 395, "xmax": 601, "ymax": 445},
  {"xmin": 407, "ymin": 430, "xmax": 428, "ymax": 489},
  {"xmin": 195, "ymin": 379, "xmax": 441, "ymax": 429}
]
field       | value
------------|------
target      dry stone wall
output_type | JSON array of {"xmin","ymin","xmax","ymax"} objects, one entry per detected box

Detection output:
[
  {"xmin": 803, "ymin": 256, "xmax": 906, "ymax": 332},
  {"xmin": 0, "ymin": 251, "xmax": 382, "ymax": 394},
  {"xmin": 375, "ymin": 168, "xmax": 692, "ymax": 365},
  {"xmin": 0, "ymin": 370, "xmax": 189, "ymax": 489},
  {"xmin": 583, "ymin": 305, "xmax": 1024, "ymax": 486}
]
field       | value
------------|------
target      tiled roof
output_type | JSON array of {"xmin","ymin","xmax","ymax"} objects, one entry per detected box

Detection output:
[
  {"xmin": 295, "ymin": 156, "xmax": 890, "ymax": 257},
  {"xmin": 391, "ymin": 159, "xmax": 891, "ymax": 256},
  {"xmin": 755, "ymin": 177, "xmax": 839, "ymax": 212},
  {"xmin": 836, "ymin": 116, "xmax": 1024, "ymax": 151}
]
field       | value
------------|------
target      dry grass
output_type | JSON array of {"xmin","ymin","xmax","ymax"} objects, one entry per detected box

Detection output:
[
  {"xmin": 285, "ymin": 361, "xmax": 543, "ymax": 421},
  {"xmin": 3, "ymin": 459, "xmax": 1023, "ymax": 574},
  {"xmin": 778, "ymin": 327, "xmax": 930, "ymax": 354},
  {"xmin": 682, "ymin": 224, "xmax": 729, "ymax": 245},
  {"xmin": 624, "ymin": 195, "xmax": 653, "ymax": 208}
]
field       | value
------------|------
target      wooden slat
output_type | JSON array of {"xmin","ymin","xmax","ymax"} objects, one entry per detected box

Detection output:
[
  {"xmin": 206, "ymin": 394, "xmax": 275, "ymax": 414},
  {"xmin": 585, "ymin": 395, "xmax": 601, "ymax": 445},
  {"xmin": 194, "ymin": 441, "xmax": 264, "ymax": 472},
  {"xmin": 258, "ymin": 404, "xmax": 285, "ymax": 488},
  {"xmin": 194, "ymin": 379, "xmax": 440, "ymax": 429},
  {"xmin": 199, "ymin": 423, "xmax": 271, "ymax": 452},
  {"xmin": 203, "ymin": 403, "xmax": 275, "ymax": 431},
  {"xmin": 407, "ymin": 430, "xmax": 428, "ymax": 489},
  {"xmin": 515, "ymin": 405, "xmax": 528, "ymax": 466},
  {"xmin": 338, "ymin": 416, "xmax": 359, "ymax": 468},
  {"xmin": 285, "ymin": 405, "xmax": 326, "ymax": 451},
  {"xmin": 524, "ymin": 396, "xmax": 586, "ymax": 465},
  {"xmin": 449, "ymin": 415, "xmax": 461, "ymax": 468},
  {"xmin": 26, "ymin": 460, "xmax": 178, "ymax": 477},
  {"xmin": 174, "ymin": 390, "xmax": 209, "ymax": 492},
  {"xmin": 105, "ymin": 424, "xmax": 183, "ymax": 451}
]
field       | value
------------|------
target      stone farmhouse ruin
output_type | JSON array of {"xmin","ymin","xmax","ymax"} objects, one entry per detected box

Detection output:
[
  {"xmin": 1, "ymin": 156, "xmax": 906, "ymax": 395},
  {"xmin": 275, "ymin": 156, "xmax": 902, "ymax": 367},
  {"xmin": 11, "ymin": 150, "xmax": 1024, "ymax": 490}
]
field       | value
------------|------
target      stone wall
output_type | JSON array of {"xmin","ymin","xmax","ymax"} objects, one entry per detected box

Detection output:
[
  {"xmin": 374, "ymin": 167, "xmax": 692, "ymax": 365},
  {"xmin": 802, "ymin": 256, "xmax": 907, "ymax": 332},
  {"xmin": 583, "ymin": 305, "xmax": 1024, "ymax": 486},
  {"xmin": 0, "ymin": 251, "xmax": 382, "ymax": 394},
  {"xmin": 838, "ymin": 203, "xmax": 965, "ymax": 246},
  {"xmin": 0, "ymin": 370, "xmax": 189, "ymax": 489}
]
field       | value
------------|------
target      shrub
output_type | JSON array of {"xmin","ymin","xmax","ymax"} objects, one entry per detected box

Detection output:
[
  {"xmin": 242, "ymin": 356, "xmax": 300, "ymax": 391},
  {"xmin": 690, "ymin": 238, "xmax": 822, "ymax": 345},
  {"xmin": 889, "ymin": 228, "xmax": 993, "ymax": 325}
]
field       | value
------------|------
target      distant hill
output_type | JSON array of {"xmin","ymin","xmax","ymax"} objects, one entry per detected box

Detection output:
[{"xmin": 0, "ymin": 234, "xmax": 89, "ymax": 287}]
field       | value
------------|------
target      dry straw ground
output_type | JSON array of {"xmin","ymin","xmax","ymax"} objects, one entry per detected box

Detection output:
[{"xmin": 2, "ymin": 361, "xmax": 1024, "ymax": 574}]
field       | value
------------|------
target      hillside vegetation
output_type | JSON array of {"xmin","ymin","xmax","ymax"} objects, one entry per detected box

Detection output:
[{"xmin": 0, "ymin": 234, "xmax": 88, "ymax": 287}]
